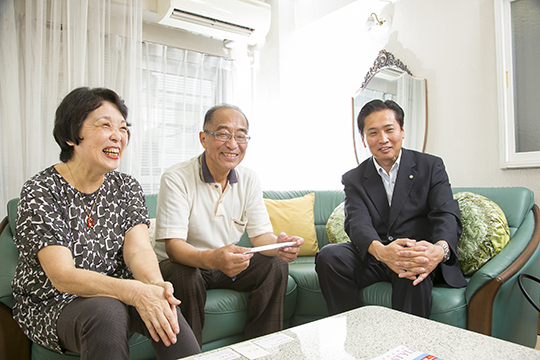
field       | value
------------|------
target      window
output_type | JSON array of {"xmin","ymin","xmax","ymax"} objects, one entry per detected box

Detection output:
[
  {"xmin": 495, "ymin": 0, "xmax": 540, "ymax": 168},
  {"xmin": 138, "ymin": 43, "xmax": 235, "ymax": 193}
]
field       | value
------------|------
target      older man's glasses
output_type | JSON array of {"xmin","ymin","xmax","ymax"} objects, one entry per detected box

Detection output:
[{"xmin": 204, "ymin": 130, "xmax": 251, "ymax": 144}]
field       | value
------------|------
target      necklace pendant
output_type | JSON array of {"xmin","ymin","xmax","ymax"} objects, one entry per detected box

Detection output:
[{"xmin": 86, "ymin": 217, "xmax": 94, "ymax": 228}]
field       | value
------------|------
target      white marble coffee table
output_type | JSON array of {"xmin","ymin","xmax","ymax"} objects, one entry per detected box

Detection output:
[{"xmin": 184, "ymin": 305, "xmax": 540, "ymax": 359}]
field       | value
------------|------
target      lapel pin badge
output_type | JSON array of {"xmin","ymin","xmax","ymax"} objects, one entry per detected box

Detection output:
[{"xmin": 409, "ymin": 175, "xmax": 414, "ymax": 179}]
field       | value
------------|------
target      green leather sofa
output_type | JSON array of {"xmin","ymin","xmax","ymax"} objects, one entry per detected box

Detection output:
[
  {"xmin": 257, "ymin": 188, "xmax": 540, "ymax": 348},
  {"xmin": 1, "ymin": 187, "xmax": 539, "ymax": 359}
]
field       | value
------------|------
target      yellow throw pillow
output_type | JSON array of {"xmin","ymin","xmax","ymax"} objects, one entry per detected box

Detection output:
[{"xmin": 263, "ymin": 193, "xmax": 319, "ymax": 256}]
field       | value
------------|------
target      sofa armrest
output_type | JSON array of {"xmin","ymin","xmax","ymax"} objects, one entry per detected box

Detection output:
[
  {"xmin": 0, "ymin": 214, "xmax": 31, "ymax": 359},
  {"xmin": 0, "ymin": 217, "xmax": 7, "ymax": 244},
  {"xmin": 0, "ymin": 301, "xmax": 30, "ymax": 360},
  {"xmin": 466, "ymin": 204, "xmax": 540, "ymax": 335},
  {"xmin": 0, "ymin": 216, "xmax": 18, "ymax": 309}
]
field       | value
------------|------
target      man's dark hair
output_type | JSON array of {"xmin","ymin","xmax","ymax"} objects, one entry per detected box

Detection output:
[
  {"xmin": 357, "ymin": 99, "xmax": 404, "ymax": 136},
  {"xmin": 53, "ymin": 87, "xmax": 130, "ymax": 162},
  {"xmin": 203, "ymin": 104, "xmax": 249, "ymax": 130}
]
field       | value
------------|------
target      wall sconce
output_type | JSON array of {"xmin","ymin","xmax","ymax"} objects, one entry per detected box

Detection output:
[{"xmin": 366, "ymin": 12, "xmax": 391, "ymax": 32}]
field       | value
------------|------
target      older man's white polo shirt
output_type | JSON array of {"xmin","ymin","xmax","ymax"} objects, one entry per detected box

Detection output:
[{"xmin": 153, "ymin": 153, "xmax": 273, "ymax": 262}]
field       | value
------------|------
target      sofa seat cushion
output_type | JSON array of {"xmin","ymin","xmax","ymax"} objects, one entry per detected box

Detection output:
[
  {"xmin": 202, "ymin": 275, "xmax": 297, "ymax": 343},
  {"xmin": 289, "ymin": 259, "xmax": 468, "ymax": 329},
  {"xmin": 290, "ymin": 255, "xmax": 316, "ymax": 265},
  {"xmin": 288, "ymin": 262, "xmax": 328, "ymax": 318},
  {"xmin": 359, "ymin": 282, "xmax": 468, "ymax": 328},
  {"xmin": 31, "ymin": 333, "xmax": 155, "ymax": 360},
  {"xmin": 289, "ymin": 262, "xmax": 317, "ymax": 291},
  {"xmin": 203, "ymin": 289, "xmax": 250, "ymax": 343}
]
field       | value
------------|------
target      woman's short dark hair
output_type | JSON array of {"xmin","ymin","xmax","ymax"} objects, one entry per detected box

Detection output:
[
  {"xmin": 357, "ymin": 99, "xmax": 404, "ymax": 136},
  {"xmin": 53, "ymin": 87, "xmax": 130, "ymax": 162},
  {"xmin": 203, "ymin": 104, "xmax": 249, "ymax": 130}
]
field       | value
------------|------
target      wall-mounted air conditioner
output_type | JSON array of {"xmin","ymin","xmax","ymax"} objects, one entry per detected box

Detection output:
[{"xmin": 156, "ymin": 0, "xmax": 271, "ymax": 45}]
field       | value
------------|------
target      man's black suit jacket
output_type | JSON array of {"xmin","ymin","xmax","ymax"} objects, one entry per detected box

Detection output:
[{"xmin": 342, "ymin": 148, "xmax": 467, "ymax": 288}]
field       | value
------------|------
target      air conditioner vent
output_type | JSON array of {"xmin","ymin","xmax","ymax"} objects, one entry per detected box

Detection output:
[
  {"xmin": 157, "ymin": 0, "xmax": 271, "ymax": 45},
  {"xmin": 170, "ymin": 9, "xmax": 255, "ymax": 36}
]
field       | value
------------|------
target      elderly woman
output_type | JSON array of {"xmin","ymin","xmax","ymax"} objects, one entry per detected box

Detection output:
[{"xmin": 11, "ymin": 87, "xmax": 200, "ymax": 359}]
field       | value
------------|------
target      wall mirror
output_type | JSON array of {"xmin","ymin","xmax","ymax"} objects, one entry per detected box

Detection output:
[{"xmin": 352, "ymin": 49, "xmax": 427, "ymax": 164}]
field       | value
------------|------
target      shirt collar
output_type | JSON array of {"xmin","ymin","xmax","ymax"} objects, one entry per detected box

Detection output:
[
  {"xmin": 199, "ymin": 152, "xmax": 238, "ymax": 184},
  {"xmin": 373, "ymin": 149, "xmax": 402, "ymax": 176}
]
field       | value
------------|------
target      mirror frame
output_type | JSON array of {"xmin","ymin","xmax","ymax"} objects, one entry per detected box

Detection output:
[{"xmin": 352, "ymin": 49, "xmax": 427, "ymax": 165}]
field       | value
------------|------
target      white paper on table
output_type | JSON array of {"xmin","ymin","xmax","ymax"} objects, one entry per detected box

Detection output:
[
  {"xmin": 371, "ymin": 345, "xmax": 441, "ymax": 360},
  {"xmin": 253, "ymin": 333, "xmax": 295, "ymax": 349},
  {"xmin": 230, "ymin": 342, "xmax": 270, "ymax": 359}
]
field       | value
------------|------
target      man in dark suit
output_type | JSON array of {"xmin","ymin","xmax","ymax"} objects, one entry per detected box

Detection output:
[{"xmin": 316, "ymin": 99, "xmax": 467, "ymax": 318}]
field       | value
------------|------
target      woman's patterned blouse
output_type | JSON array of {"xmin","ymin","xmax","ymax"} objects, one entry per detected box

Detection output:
[{"xmin": 11, "ymin": 166, "xmax": 149, "ymax": 353}]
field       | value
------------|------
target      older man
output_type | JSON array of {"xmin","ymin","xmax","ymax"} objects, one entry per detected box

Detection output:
[
  {"xmin": 316, "ymin": 99, "xmax": 466, "ymax": 318},
  {"xmin": 154, "ymin": 104, "xmax": 303, "ymax": 345}
]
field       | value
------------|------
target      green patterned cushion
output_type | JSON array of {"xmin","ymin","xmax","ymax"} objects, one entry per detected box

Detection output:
[
  {"xmin": 454, "ymin": 192, "xmax": 510, "ymax": 276},
  {"xmin": 326, "ymin": 202, "xmax": 350, "ymax": 244}
]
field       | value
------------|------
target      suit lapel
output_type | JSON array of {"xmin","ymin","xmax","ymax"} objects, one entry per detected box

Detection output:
[
  {"xmin": 363, "ymin": 158, "xmax": 390, "ymax": 226},
  {"xmin": 388, "ymin": 149, "xmax": 417, "ymax": 229}
]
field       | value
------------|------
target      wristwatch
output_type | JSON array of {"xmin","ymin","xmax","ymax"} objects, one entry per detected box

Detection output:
[{"xmin": 435, "ymin": 241, "xmax": 450, "ymax": 262}]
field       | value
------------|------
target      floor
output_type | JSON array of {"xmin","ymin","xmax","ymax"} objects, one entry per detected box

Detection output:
[{"xmin": 537, "ymin": 336, "xmax": 540, "ymax": 350}]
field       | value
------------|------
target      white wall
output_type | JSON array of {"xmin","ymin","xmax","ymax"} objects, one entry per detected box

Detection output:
[
  {"xmin": 387, "ymin": 0, "xmax": 540, "ymax": 203},
  {"xmin": 240, "ymin": 0, "xmax": 540, "ymax": 204},
  {"xmin": 243, "ymin": 0, "xmax": 389, "ymax": 191},
  {"xmin": 63, "ymin": 0, "xmax": 540, "ymax": 199},
  {"xmin": 4, "ymin": 0, "xmax": 537, "ymax": 216}
]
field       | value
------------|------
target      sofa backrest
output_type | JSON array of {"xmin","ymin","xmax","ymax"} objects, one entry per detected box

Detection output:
[
  {"xmin": 0, "ymin": 186, "xmax": 534, "ymax": 309},
  {"xmin": 143, "ymin": 188, "xmax": 535, "ymax": 250},
  {"xmin": 146, "ymin": 194, "xmax": 158, "ymax": 219},
  {"xmin": 144, "ymin": 190, "xmax": 347, "ymax": 250}
]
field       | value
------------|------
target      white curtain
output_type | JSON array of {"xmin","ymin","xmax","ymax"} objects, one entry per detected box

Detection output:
[
  {"xmin": 138, "ymin": 42, "xmax": 235, "ymax": 194},
  {"xmin": 0, "ymin": 0, "xmax": 142, "ymax": 219},
  {"xmin": 0, "ymin": 0, "xmax": 237, "ymax": 218}
]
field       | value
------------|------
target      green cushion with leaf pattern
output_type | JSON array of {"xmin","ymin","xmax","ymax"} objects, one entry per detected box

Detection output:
[
  {"xmin": 326, "ymin": 202, "xmax": 351, "ymax": 244},
  {"xmin": 454, "ymin": 192, "xmax": 510, "ymax": 276}
]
